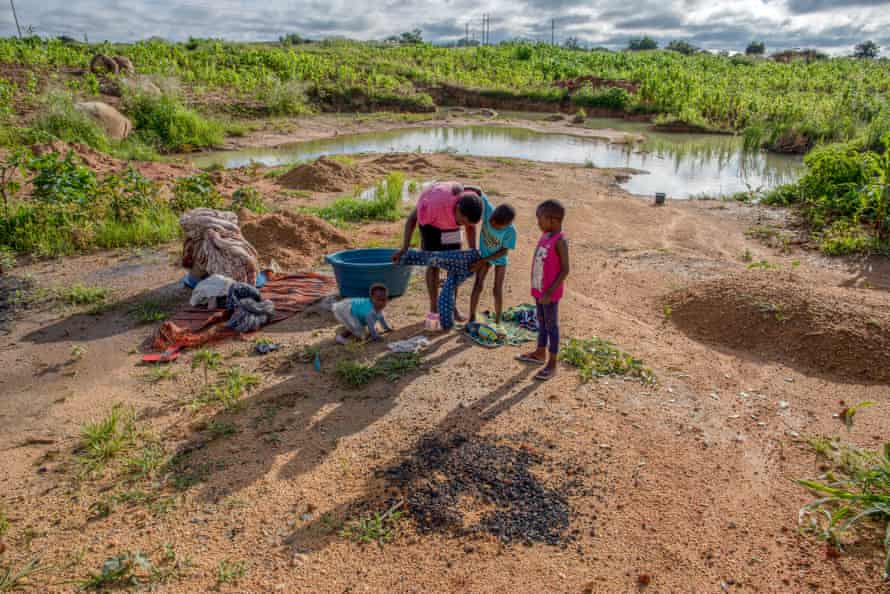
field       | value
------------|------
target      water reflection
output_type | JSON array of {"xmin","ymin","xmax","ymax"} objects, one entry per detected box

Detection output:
[{"xmin": 192, "ymin": 124, "xmax": 803, "ymax": 199}]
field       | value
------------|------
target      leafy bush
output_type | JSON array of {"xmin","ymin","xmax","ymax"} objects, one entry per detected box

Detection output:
[
  {"xmin": 231, "ymin": 186, "xmax": 269, "ymax": 213},
  {"xmin": 170, "ymin": 173, "xmax": 223, "ymax": 212},
  {"xmin": 763, "ymin": 139, "xmax": 890, "ymax": 254},
  {"xmin": 571, "ymin": 86, "xmax": 630, "ymax": 110},
  {"xmin": 261, "ymin": 79, "xmax": 313, "ymax": 115},
  {"xmin": 514, "ymin": 45, "xmax": 533, "ymax": 61},
  {"xmin": 0, "ymin": 154, "xmax": 178, "ymax": 255},
  {"xmin": 126, "ymin": 93, "xmax": 223, "ymax": 152},
  {"xmin": 560, "ymin": 337, "xmax": 656, "ymax": 384}
]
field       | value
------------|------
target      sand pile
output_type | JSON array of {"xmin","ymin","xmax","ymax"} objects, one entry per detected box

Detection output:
[
  {"xmin": 277, "ymin": 156, "xmax": 365, "ymax": 192},
  {"xmin": 669, "ymin": 272, "xmax": 890, "ymax": 383},
  {"xmin": 370, "ymin": 153, "xmax": 435, "ymax": 173},
  {"xmin": 238, "ymin": 209, "xmax": 349, "ymax": 271}
]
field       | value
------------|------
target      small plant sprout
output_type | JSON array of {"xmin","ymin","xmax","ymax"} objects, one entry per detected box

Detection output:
[
  {"xmin": 340, "ymin": 501, "xmax": 405, "ymax": 546},
  {"xmin": 216, "ymin": 559, "xmax": 246, "ymax": 586},
  {"xmin": 191, "ymin": 349, "xmax": 222, "ymax": 385},
  {"xmin": 70, "ymin": 344, "xmax": 87, "ymax": 361}
]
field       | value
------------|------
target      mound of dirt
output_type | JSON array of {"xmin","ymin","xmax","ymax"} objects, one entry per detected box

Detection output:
[
  {"xmin": 669, "ymin": 272, "xmax": 890, "ymax": 383},
  {"xmin": 277, "ymin": 156, "xmax": 365, "ymax": 192},
  {"xmin": 370, "ymin": 153, "xmax": 435, "ymax": 174},
  {"xmin": 238, "ymin": 209, "xmax": 349, "ymax": 271}
]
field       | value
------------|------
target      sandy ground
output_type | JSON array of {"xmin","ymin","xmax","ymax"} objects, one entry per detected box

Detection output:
[
  {"xmin": 1, "ymin": 149, "xmax": 889, "ymax": 593},
  {"xmin": 222, "ymin": 110, "xmax": 642, "ymax": 150}
]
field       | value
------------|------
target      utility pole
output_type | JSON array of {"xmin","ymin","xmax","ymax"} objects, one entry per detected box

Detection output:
[
  {"xmin": 9, "ymin": 0, "xmax": 22, "ymax": 39},
  {"xmin": 551, "ymin": 19, "xmax": 555, "ymax": 45},
  {"xmin": 465, "ymin": 22, "xmax": 469, "ymax": 46},
  {"xmin": 487, "ymin": 14, "xmax": 491, "ymax": 45}
]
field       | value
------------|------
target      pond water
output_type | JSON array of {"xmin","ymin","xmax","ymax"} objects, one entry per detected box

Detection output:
[{"xmin": 192, "ymin": 121, "xmax": 804, "ymax": 199}]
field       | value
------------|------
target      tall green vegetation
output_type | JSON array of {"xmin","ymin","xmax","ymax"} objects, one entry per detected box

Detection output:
[
  {"xmin": 0, "ymin": 152, "xmax": 180, "ymax": 256},
  {"xmin": 2, "ymin": 37, "xmax": 889, "ymax": 152},
  {"xmin": 310, "ymin": 171, "xmax": 406, "ymax": 225},
  {"xmin": 126, "ymin": 93, "xmax": 223, "ymax": 152},
  {"xmin": 764, "ymin": 134, "xmax": 890, "ymax": 254}
]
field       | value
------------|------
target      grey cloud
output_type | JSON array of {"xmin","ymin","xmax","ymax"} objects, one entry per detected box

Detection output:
[
  {"xmin": 1, "ymin": 0, "xmax": 888, "ymax": 55},
  {"xmin": 785, "ymin": 0, "xmax": 890, "ymax": 13}
]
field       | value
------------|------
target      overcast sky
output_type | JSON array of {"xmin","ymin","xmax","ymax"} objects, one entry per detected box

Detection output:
[{"xmin": 2, "ymin": 0, "xmax": 888, "ymax": 55}]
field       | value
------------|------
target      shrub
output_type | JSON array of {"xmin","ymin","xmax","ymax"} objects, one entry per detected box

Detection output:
[
  {"xmin": 261, "ymin": 79, "xmax": 313, "ymax": 116},
  {"xmin": 514, "ymin": 45, "xmax": 533, "ymax": 61},
  {"xmin": 763, "ymin": 140, "xmax": 890, "ymax": 254},
  {"xmin": 170, "ymin": 173, "xmax": 223, "ymax": 213},
  {"xmin": 0, "ymin": 154, "xmax": 179, "ymax": 255},
  {"xmin": 571, "ymin": 86, "xmax": 630, "ymax": 110},
  {"xmin": 126, "ymin": 93, "xmax": 223, "ymax": 152},
  {"xmin": 231, "ymin": 186, "xmax": 269, "ymax": 213}
]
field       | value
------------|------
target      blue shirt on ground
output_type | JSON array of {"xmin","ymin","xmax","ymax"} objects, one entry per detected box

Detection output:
[{"xmin": 479, "ymin": 194, "xmax": 516, "ymax": 266}]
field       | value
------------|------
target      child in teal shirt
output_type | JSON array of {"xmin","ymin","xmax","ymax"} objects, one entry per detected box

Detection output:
[
  {"xmin": 469, "ymin": 195, "xmax": 517, "ymax": 323},
  {"xmin": 333, "ymin": 284, "xmax": 392, "ymax": 343}
]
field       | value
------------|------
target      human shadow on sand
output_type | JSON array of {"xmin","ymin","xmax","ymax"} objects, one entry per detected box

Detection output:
[
  {"xmin": 161, "ymin": 324, "xmax": 468, "ymax": 503},
  {"xmin": 280, "ymin": 364, "xmax": 541, "ymax": 553}
]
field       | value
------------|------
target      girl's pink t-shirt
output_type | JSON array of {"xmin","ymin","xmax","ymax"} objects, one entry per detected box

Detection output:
[
  {"xmin": 531, "ymin": 231, "xmax": 566, "ymax": 302},
  {"xmin": 417, "ymin": 182, "xmax": 460, "ymax": 229}
]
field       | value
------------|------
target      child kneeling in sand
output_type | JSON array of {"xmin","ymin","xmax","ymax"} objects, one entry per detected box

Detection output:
[{"xmin": 333, "ymin": 283, "xmax": 392, "ymax": 343}]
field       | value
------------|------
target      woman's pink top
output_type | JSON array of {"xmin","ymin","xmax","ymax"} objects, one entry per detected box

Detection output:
[
  {"xmin": 531, "ymin": 231, "xmax": 565, "ymax": 302},
  {"xmin": 417, "ymin": 182, "xmax": 460, "ymax": 229}
]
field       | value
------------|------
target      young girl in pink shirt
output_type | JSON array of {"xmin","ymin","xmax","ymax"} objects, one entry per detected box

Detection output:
[{"xmin": 517, "ymin": 200, "xmax": 570, "ymax": 381}]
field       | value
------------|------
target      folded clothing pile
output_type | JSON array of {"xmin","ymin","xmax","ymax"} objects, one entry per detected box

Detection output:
[{"xmin": 180, "ymin": 208, "xmax": 259, "ymax": 285}]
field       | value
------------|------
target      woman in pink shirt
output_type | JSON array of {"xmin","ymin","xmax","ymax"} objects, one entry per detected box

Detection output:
[{"xmin": 392, "ymin": 182, "xmax": 483, "ymax": 322}]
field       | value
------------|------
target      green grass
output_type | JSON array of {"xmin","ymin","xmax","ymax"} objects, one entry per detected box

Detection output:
[
  {"xmin": 216, "ymin": 560, "xmax": 246, "ymax": 586},
  {"xmin": 57, "ymin": 284, "xmax": 110, "ymax": 306},
  {"xmin": 310, "ymin": 171, "xmax": 405, "ymax": 225},
  {"xmin": 142, "ymin": 365, "xmax": 177, "ymax": 384},
  {"xmin": 24, "ymin": 91, "xmax": 110, "ymax": 152},
  {"xmin": 339, "ymin": 502, "xmax": 404, "ymax": 546},
  {"xmin": 126, "ymin": 442, "xmax": 167, "ymax": 479},
  {"xmin": 77, "ymin": 405, "xmax": 137, "ymax": 472},
  {"xmin": 131, "ymin": 300, "xmax": 170, "ymax": 324},
  {"xmin": 126, "ymin": 93, "xmax": 224, "ymax": 152},
  {"xmin": 797, "ymin": 438, "xmax": 890, "ymax": 580},
  {"xmin": 0, "ymin": 558, "xmax": 46, "ymax": 593},
  {"xmin": 335, "ymin": 352, "xmax": 423, "ymax": 388},
  {"xmin": 560, "ymin": 337, "xmax": 656, "ymax": 385}
]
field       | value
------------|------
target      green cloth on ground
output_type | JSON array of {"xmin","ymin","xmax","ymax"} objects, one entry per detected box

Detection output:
[{"xmin": 480, "ymin": 304, "xmax": 538, "ymax": 346}]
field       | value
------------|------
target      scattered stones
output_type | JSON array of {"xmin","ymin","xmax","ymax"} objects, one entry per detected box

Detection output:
[{"xmin": 382, "ymin": 432, "xmax": 579, "ymax": 545}]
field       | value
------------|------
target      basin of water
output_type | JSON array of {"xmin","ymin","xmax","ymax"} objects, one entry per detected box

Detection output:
[{"xmin": 192, "ymin": 121, "xmax": 804, "ymax": 199}]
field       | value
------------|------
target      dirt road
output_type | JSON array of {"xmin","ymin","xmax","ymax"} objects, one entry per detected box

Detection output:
[{"xmin": 1, "ymin": 152, "xmax": 888, "ymax": 593}]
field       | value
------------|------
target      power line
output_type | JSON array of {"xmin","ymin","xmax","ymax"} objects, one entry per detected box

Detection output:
[{"xmin": 9, "ymin": 0, "xmax": 22, "ymax": 39}]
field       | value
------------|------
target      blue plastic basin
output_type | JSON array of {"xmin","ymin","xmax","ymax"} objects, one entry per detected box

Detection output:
[{"xmin": 325, "ymin": 248, "xmax": 412, "ymax": 298}]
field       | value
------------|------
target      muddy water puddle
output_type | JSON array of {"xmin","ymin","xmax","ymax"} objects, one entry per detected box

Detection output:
[{"xmin": 192, "ymin": 124, "xmax": 803, "ymax": 199}]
